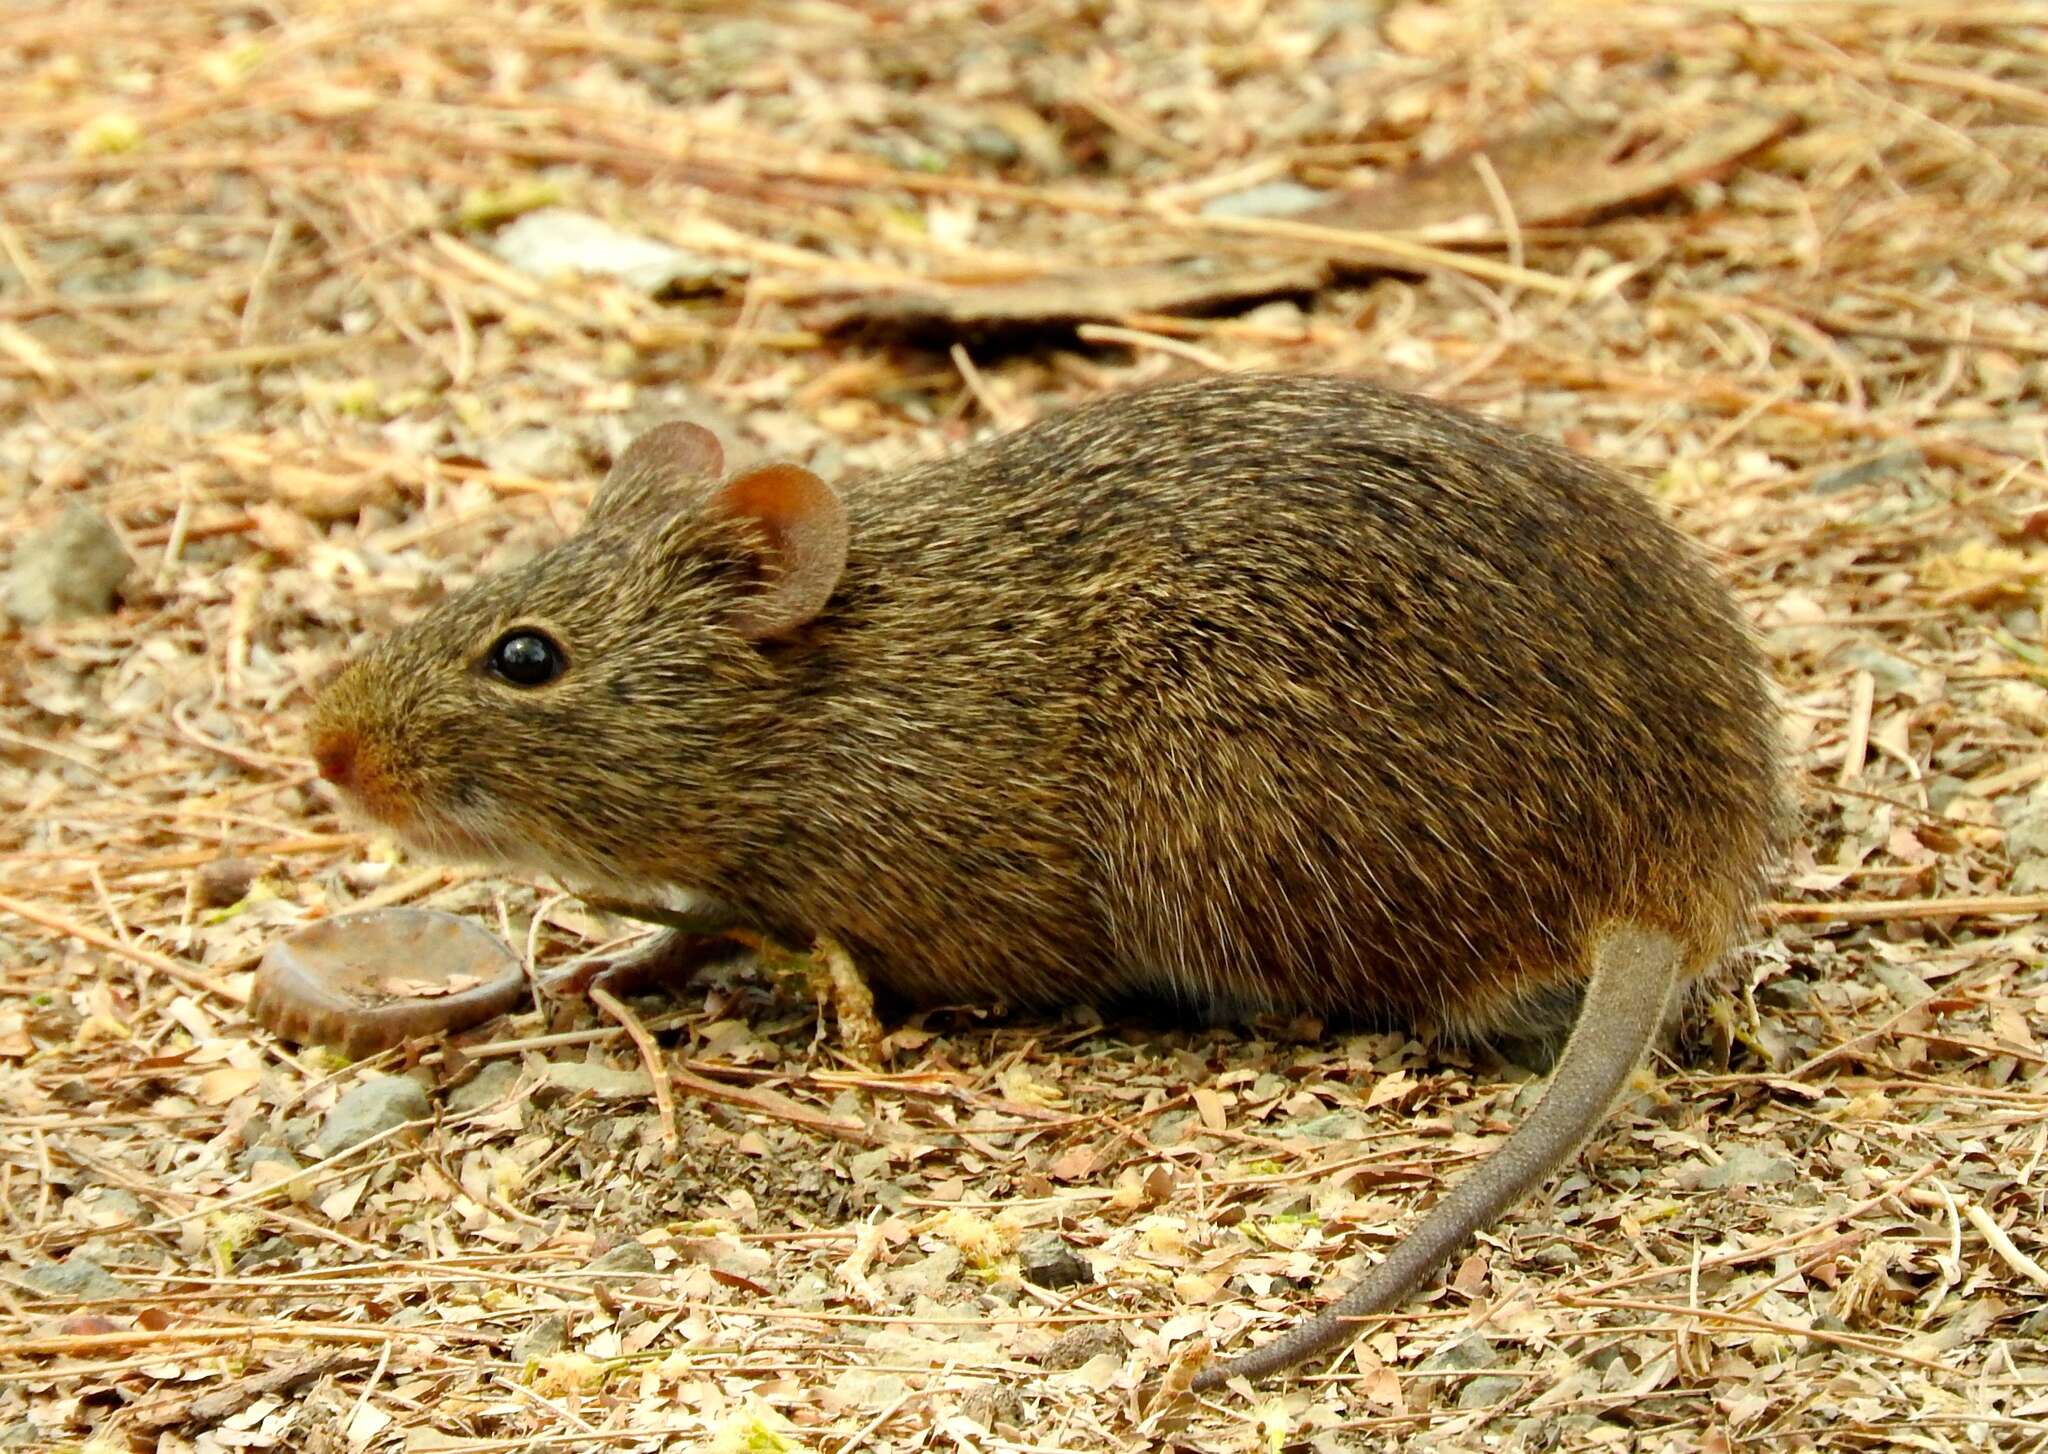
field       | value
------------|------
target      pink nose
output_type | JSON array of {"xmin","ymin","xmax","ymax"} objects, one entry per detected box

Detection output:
[{"xmin": 312, "ymin": 732, "xmax": 356, "ymax": 789}]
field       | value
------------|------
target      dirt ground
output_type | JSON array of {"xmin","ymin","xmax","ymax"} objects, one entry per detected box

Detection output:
[{"xmin": 5, "ymin": 2, "xmax": 2048, "ymax": 1450}]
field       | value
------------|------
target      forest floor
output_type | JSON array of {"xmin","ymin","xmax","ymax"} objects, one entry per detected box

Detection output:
[{"xmin": 4, "ymin": 2, "xmax": 2047, "ymax": 1451}]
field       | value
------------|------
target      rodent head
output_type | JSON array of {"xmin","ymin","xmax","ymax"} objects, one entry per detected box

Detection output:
[{"xmin": 307, "ymin": 420, "xmax": 849, "ymax": 893}]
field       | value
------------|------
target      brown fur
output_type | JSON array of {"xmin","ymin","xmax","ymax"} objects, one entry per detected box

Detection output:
[{"xmin": 308, "ymin": 372, "xmax": 1786, "ymax": 1383}]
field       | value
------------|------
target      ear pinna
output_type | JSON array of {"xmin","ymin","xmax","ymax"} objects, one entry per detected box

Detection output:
[
  {"xmin": 589, "ymin": 421, "xmax": 727, "ymax": 524},
  {"xmin": 708, "ymin": 463, "xmax": 849, "ymax": 642}
]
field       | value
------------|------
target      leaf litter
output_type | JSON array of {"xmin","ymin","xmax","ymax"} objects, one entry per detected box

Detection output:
[{"xmin": 3, "ymin": 1, "xmax": 2047, "ymax": 1451}]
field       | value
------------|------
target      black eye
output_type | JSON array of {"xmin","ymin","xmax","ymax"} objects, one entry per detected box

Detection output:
[{"xmin": 485, "ymin": 629, "xmax": 566, "ymax": 687}]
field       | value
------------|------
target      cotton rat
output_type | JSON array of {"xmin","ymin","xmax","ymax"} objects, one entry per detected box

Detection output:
[{"xmin": 307, "ymin": 372, "xmax": 1785, "ymax": 1388}]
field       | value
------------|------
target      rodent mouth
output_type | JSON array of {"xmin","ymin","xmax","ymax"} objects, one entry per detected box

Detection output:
[{"xmin": 343, "ymin": 795, "xmax": 520, "ymax": 870}]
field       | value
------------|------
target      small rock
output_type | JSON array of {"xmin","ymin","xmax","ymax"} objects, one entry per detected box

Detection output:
[
  {"xmin": 70, "ymin": 1187, "xmax": 145, "ymax": 1229},
  {"xmin": 2000, "ymin": 783, "xmax": 2048, "ymax": 864},
  {"xmin": 5, "ymin": 504, "xmax": 132, "ymax": 624},
  {"xmin": 0, "ymin": 1420, "xmax": 43, "ymax": 1449},
  {"xmin": 539, "ymin": 1060, "xmax": 653, "ymax": 1101},
  {"xmin": 233, "ymin": 1235, "xmax": 302, "ymax": 1271},
  {"xmin": 1200, "ymin": 180, "xmax": 1332, "ymax": 220},
  {"xmin": 21, "ymin": 1255, "xmax": 124, "ymax": 1300},
  {"xmin": 1286, "ymin": 1110, "xmax": 1371, "ymax": 1140},
  {"xmin": 492, "ymin": 208, "xmax": 742, "ymax": 295},
  {"xmin": 1036, "ymin": 1323, "xmax": 1122, "ymax": 1371},
  {"xmin": 195, "ymin": 857, "xmax": 263, "ymax": 908},
  {"xmin": 2013, "ymin": 861, "xmax": 2048, "ymax": 895},
  {"xmin": 586, "ymin": 1241, "xmax": 658, "ymax": 1275},
  {"xmin": 1419, "ymin": 1334, "xmax": 1495, "ymax": 1374},
  {"xmin": 511, "ymin": 1313, "xmax": 569, "ymax": 1363},
  {"xmin": 1018, "ymin": 1235, "xmax": 1092, "ymax": 1290},
  {"xmin": 1925, "ymin": 775, "xmax": 1971, "ymax": 815},
  {"xmin": 1690, "ymin": 1145, "xmax": 1798, "ymax": 1190},
  {"xmin": 1810, "ymin": 449, "xmax": 1924, "ymax": 494},
  {"xmin": 1756, "ymin": 973, "xmax": 1813, "ymax": 1011},
  {"xmin": 316, "ymin": 1075, "xmax": 431, "ymax": 1156},
  {"xmin": 962, "ymin": 124, "xmax": 1022, "ymax": 165},
  {"xmin": 887, "ymin": 1245, "xmax": 961, "ymax": 1297},
  {"xmin": 958, "ymin": 1384, "xmax": 1028, "ymax": 1429},
  {"xmin": 448, "ymin": 1058, "xmax": 523, "ymax": 1114},
  {"xmin": 1457, "ymin": 1374, "xmax": 1521, "ymax": 1410}
]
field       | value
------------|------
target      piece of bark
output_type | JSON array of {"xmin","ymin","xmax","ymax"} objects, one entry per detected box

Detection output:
[
  {"xmin": 1300, "ymin": 105, "xmax": 1796, "ymax": 241},
  {"xmin": 811, "ymin": 255, "xmax": 1329, "ymax": 335}
]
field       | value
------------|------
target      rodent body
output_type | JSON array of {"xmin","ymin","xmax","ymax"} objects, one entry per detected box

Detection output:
[{"xmin": 309, "ymin": 372, "xmax": 1785, "ymax": 1385}]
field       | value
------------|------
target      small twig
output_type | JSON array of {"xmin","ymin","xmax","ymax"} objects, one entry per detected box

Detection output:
[
  {"xmin": 1837, "ymin": 670, "xmax": 1876, "ymax": 784},
  {"xmin": 668, "ymin": 1065, "xmax": 882, "ymax": 1148},
  {"xmin": 1768, "ymin": 893, "xmax": 2048, "ymax": 925},
  {"xmin": 1075, "ymin": 324, "xmax": 1233, "ymax": 371},
  {"xmin": 587, "ymin": 979, "xmax": 681, "ymax": 1156},
  {"xmin": 949, "ymin": 342, "xmax": 1021, "ymax": 428},
  {"xmin": 1962, "ymin": 1201, "xmax": 2048, "ymax": 1289}
]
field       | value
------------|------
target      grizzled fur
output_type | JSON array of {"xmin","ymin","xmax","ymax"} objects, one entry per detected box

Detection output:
[{"xmin": 313, "ymin": 372, "xmax": 1783, "ymax": 1041}]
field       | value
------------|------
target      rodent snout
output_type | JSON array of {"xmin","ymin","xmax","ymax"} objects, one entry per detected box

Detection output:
[{"xmin": 310, "ymin": 729, "xmax": 357, "ymax": 790}]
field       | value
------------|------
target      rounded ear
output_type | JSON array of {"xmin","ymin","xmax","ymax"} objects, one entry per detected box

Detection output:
[
  {"xmin": 588, "ymin": 421, "xmax": 725, "ymax": 525},
  {"xmin": 709, "ymin": 463, "xmax": 849, "ymax": 641}
]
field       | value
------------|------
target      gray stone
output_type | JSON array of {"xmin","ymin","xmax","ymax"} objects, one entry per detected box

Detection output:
[
  {"xmin": 316, "ymin": 1075, "xmax": 431, "ymax": 1156},
  {"xmin": 1419, "ymin": 1333, "xmax": 1494, "ymax": 1374},
  {"xmin": 1287, "ymin": 1110, "xmax": 1370, "ymax": 1141},
  {"xmin": 512, "ymin": 1313, "xmax": 569, "ymax": 1363},
  {"xmin": 72, "ymin": 1187, "xmax": 145, "ymax": 1227},
  {"xmin": 1811, "ymin": 449, "xmax": 1924, "ymax": 494},
  {"xmin": 1018, "ymin": 1235, "xmax": 1092, "ymax": 1290},
  {"xmin": 20, "ymin": 1254, "xmax": 124, "ymax": 1300},
  {"xmin": 1457, "ymin": 1374, "xmax": 1521, "ymax": 1410},
  {"xmin": 1036, "ymin": 1323, "xmax": 1122, "ymax": 1370},
  {"xmin": 957, "ymin": 1383, "xmax": 1027, "ymax": 1430},
  {"xmin": 1925, "ymin": 775, "xmax": 1970, "ymax": 814},
  {"xmin": 1756, "ymin": 973, "xmax": 1813, "ymax": 1010},
  {"xmin": 2001, "ymin": 783, "xmax": 2048, "ymax": 863},
  {"xmin": 1693, "ymin": 1145, "xmax": 1798, "ymax": 1190},
  {"xmin": 1200, "ymin": 181, "xmax": 1331, "ymax": 220},
  {"xmin": 586, "ymin": 1241, "xmax": 657, "ymax": 1275},
  {"xmin": 233, "ymin": 1235, "xmax": 301, "ymax": 1270},
  {"xmin": 5, "ymin": 504, "xmax": 132, "ymax": 624},
  {"xmin": 449, "ymin": 1059, "xmax": 523, "ymax": 1114},
  {"xmin": 539, "ymin": 1060, "xmax": 652, "ymax": 1101},
  {"xmin": 492, "ymin": 208, "xmax": 742, "ymax": 295},
  {"xmin": 963, "ymin": 125, "xmax": 1022, "ymax": 165}
]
